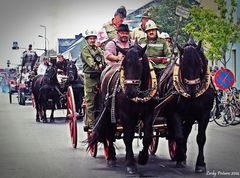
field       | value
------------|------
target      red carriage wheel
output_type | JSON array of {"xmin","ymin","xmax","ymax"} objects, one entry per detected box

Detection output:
[
  {"xmin": 32, "ymin": 94, "xmax": 35, "ymax": 108},
  {"xmin": 87, "ymin": 132, "xmax": 97, "ymax": 157},
  {"xmin": 168, "ymin": 140, "xmax": 176, "ymax": 161},
  {"xmin": 149, "ymin": 131, "xmax": 159, "ymax": 155},
  {"xmin": 67, "ymin": 86, "xmax": 77, "ymax": 148},
  {"xmin": 103, "ymin": 139, "xmax": 109, "ymax": 160}
]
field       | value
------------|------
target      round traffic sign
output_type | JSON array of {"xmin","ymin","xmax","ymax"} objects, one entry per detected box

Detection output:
[{"xmin": 214, "ymin": 68, "xmax": 235, "ymax": 90}]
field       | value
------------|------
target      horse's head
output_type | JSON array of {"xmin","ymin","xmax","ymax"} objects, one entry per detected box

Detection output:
[
  {"xmin": 177, "ymin": 38, "xmax": 208, "ymax": 97},
  {"xmin": 119, "ymin": 43, "xmax": 148, "ymax": 99},
  {"xmin": 44, "ymin": 65, "xmax": 57, "ymax": 84},
  {"xmin": 66, "ymin": 61, "xmax": 78, "ymax": 83}
]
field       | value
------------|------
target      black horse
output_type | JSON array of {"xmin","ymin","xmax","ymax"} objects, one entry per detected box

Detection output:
[
  {"xmin": 32, "ymin": 65, "xmax": 59, "ymax": 123},
  {"xmin": 89, "ymin": 44, "xmax": 158, "ymax": 174},
  {"xmin": 159, "ymin": 38, "xmax": 215, "ymax": 173},
  {"xmin": 65, "ymin": 60, "xmax": 84, "ymax": 119},
  {"xmin": 32, "ymin": 60, "xmax": 84, "ymax": 123}
]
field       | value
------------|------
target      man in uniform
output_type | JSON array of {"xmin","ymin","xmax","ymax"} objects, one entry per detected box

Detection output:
[
  {"xmin": 139, "ymin": 20, "xmax": 170, "ymax": 71},
  {"xmin": 81, "ymin": 29, "xmax": 105, "ymax": 129},
  {"xmin": 22, "ymin": 44, "xmax": 38, "ymax": 71},
  {"xmin": 104, "ymin": 24, "xmax": 134, "ymax": 65},
  {"xmin": 102, "ymin": 6, "xmax": 127, "ymax": 41},
  {"xmin": 56, "ymin": 54, "xmax": 67, "ymax": 75},
  {"xmin": 160, "ymin": 32, "xmax": 178, "ymax": 58},
  {"xmin": 56, "ymin": 54, "xmax": 68, "ymax": 85},
  {"xmin": 130, "ymin": 11, "xmax": 150, "ymax": 41}
]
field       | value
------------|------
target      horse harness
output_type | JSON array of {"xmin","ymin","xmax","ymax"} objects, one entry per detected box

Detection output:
[
  {"xmin": 154, "ymin": 57, "xmax": 211, "ymax": 113},
  {"xmin": 99, "ymin": 61, "xmax": 158, "ymax": 124},
  {"xmin": 173, "ymin": 58, "xmax": 211, "ymax": 98},
  {"xmin": 119, "ymin": 61, "xmax": 157, "ymax": 103}
]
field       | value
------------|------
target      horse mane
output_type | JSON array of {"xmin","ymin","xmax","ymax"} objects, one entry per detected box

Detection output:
[
  {"xmin": 182, "ymin": 43, "xmax": 208, "ymax": 81},
  {"xmin": 66, "ymin": 60, "xmax": 78, "ymax": 81},
  {"xmin": 43, "ymin": 65, "xmax": 58, "ymax": 85},
  {"xmin": 123, "ymin": 44, "xmax": 150, "ymax": 90}
]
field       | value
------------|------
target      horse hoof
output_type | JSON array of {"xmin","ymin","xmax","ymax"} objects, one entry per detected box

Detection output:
[
  {"xmin": 107, "ymin": 160, "xmax": 116, "ymax": 167},
  {"xmin": 195, "ymin": 165, "xmax": 206, "ymax": 173},
  {"xmin": 176, "ymin": 161, "xmax": 186, "ymax": 168},
  {"xmin": 43, "ymin": 119, "xmax": 48, "ymax": 123},
  {"xmin": 36, "ymin": 118, "xmax": 40, "ymax": 122},
  {"xmin": 126, "ymin": 166, "xmax": 137, "ymax": 174},
  {"xmin": 138, "ymin": 151, "xmax": 149, "ymax": 165},
  {"xmin": 50, "ymin": 119, "xmax": 55, "ymax": 123}
]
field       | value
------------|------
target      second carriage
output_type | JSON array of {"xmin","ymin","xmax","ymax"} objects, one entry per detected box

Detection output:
[{"xmin": 31, "ymin": 57, "xmax": 85, "ymax": 124}]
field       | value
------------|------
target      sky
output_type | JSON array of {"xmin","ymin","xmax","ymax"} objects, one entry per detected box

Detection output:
[{"xmin": 0, "ymin": 0, "xmax": 151, "ymax": 68}]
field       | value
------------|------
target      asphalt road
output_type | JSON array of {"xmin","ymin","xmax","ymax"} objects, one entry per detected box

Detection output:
[{"xmin": 0, "ymin": 92, "xmax": 239, "ymax": 178}]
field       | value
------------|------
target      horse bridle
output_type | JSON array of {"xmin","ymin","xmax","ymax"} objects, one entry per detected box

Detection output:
[
  {"xmin": 66, "ymin": 63, "xmax": 76, "ymax": 81},
  {"xmin": 182, "ymin": 48, "xmax": 203, "ymax": 86},
  {"xmin": 120, "ymin": 61, "xmax": 157, "ymax": 103},
  {"xmin": 184, "ymin": 78, "xmax": 201, "ymax": 85},
  {"xmin": 123, "ymin": 79, "xmax": 141, "ymax": 86}
]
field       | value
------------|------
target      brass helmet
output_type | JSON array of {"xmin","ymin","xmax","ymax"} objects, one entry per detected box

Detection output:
[
  {"xmin": 159, "ymin": 32, "xmax": 170, "ymax": 39},
  {"xmin": 145, "ymin": 20, "xmax": 158, "ymax": 32},
  {"xmin": 85, "ymin": 29, "xmax": 97, "ymax": 39}
]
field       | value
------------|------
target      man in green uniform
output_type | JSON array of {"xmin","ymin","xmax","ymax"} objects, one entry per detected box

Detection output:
[
  {"xmin": 139, "ymin": 20, "xmax": 171, "ymax": 70},
  {"xmin": 102, "ymin": 6, "xmax": 127, "ymax": 41},
  {"xmin": 160, "ymin": 32, "xmax": 178, "ymax": 58},
  {"xmin": 81, "ymin": 29, "xmax": 105, "ymax": 129},
  {"xmin": 130, "ymin": 11, "xmax": 150, "ymax": 41}
]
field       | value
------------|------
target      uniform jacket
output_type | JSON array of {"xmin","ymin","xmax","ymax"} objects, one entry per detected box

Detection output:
[
  {"xmin": 102, "ymin": 20, "xmax": 118, "ymax": 41},
  {"xmin": 81, "ymin": 44, "xmax": 105, "ymax": 74},
  {"xmin": 130, "ymin": 24, "xmax": 146, "ymax": 41},
  {"xmin": 139, "ymin": 36, "xmax": 171, "ymax": 69}
]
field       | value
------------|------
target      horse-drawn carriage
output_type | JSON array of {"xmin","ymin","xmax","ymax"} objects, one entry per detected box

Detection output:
[
  {"xmin": 67, "ymin": 43, "xmax": 178, "ymax": 174},
  {"xmin": 68, "ymin": 37, "xmax": 214, "ymax": 174},
  {"xmin": 31, "ymin": 59, "xmax": 84, "ymax": 123},
  {"xmin": 8, "ymin": 67, "xmax": 33, "ymax": 105}
]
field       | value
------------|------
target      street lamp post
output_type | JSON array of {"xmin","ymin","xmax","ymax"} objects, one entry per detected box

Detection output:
[
  {"xmin": 40, "ymin": 25, "xmax": 47, "ymax": 56},
  {"xmin": 38, "ymin": 35, "xmax": 49, "ymax": 56}
]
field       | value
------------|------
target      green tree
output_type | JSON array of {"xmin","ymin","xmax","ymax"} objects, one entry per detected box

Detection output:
[
  {"xmin": 184, "ymin": 0, "xmax": 240, "ymax": 67},
  {"xmin": 149, "ymin": 0, "xmax": 197, "ymax": 44}
]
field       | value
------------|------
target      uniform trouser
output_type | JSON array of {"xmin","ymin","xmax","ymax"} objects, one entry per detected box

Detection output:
[{"xmin": 84, "ymin": 74, "xmax": 100, "ymax": 127}]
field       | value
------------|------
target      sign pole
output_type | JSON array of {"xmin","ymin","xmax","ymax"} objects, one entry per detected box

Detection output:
[
  {"xmin": 172, "ymin": 16, "xmax": 182, "ymax": 61},
  {"xmin": 171, "ymin": 5, "xmax": 190, "ymax": 61}
]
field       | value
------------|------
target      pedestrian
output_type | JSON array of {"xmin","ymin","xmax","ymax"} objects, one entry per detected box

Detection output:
[
  {"xmin": 37, "ymin": 57, "xmax": 49, "ymax": 75},
  {"xmin": 81, "ymin": 29, "xmax": 105, "ymax": 129},
  {"xmin": 102, "ymin": 6, "xmax": 127, "ymax": 41},
  {"xmin": 104, "ymin": 24, "xmax": 134, "ymax": 66}
]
